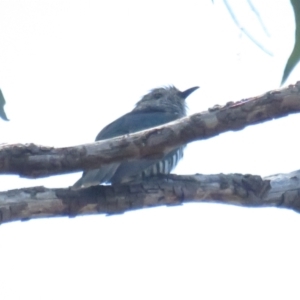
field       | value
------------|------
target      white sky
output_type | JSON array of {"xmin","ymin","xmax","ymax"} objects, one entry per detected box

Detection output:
[{"xmin": 1, "ymin": 1, "xmax": 300, "ymax": 299}]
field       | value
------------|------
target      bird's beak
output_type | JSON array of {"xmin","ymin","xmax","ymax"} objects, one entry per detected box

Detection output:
[{"xmin": 180, "ymin": 86, "xmax": 199, "ymax": 99}]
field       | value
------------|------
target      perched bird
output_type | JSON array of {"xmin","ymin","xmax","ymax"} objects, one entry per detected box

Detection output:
[{"xmin": 73, "ymin": 85, "xmax": 199, "ymax": 188}]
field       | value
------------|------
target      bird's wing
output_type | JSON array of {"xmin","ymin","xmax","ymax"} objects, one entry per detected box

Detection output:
[
  {"xmin": 73, "ymin": 111, "xmax": 181, "ymax": 188},
  {"xmin": 109, "ymin": 147, "xmax": 183, "ymax": 184},
  {"xmin": 72, "ymin": 163, "xmax": 120, "ymax": 188},
  {"xmin": 95, "ymin": 110, "xmax": 180, "ymax": 140}
]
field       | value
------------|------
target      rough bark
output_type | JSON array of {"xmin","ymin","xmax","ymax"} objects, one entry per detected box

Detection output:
[
  {"xmin": 1, "ymin": 82, "xmax": 300, "ymax": 179},
  {"xmin": 1, "ymin": 171, "xmax": 300, "ymax": 224}
]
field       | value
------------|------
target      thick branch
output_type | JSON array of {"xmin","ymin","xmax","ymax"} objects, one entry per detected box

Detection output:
[
  {"xmin": 1, "ymin": 82, "xmax": 300, "ymax": 178},
  {"xmin": 1, "ymin": 170, "xmax": 300, "ymax": 224}
]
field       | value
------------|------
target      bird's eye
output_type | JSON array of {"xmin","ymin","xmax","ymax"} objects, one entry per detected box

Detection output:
[{"xmin": 154, "ymin": 93, "xmax": 162, "ymax": 99}]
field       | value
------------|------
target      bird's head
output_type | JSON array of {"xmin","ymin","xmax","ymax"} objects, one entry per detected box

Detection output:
[{"xmin": 133, "ymin": 86, "xmax": 199, "ymax": 116}]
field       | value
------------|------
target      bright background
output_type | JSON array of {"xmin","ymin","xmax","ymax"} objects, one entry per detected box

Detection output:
[{"xmin": 1, "ymin": 1, "xmax": 300, "ymax": 299}]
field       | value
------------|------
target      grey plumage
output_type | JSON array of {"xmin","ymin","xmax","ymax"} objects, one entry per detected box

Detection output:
[{"xmin": 73, "ymin": 85, "xmax": 199, "ymax": 188}]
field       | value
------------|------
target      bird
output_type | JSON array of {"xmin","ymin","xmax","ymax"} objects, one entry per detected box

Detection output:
[{"xmin": 73, "ymin": 85, "xmax": 199, "ymax": 188}]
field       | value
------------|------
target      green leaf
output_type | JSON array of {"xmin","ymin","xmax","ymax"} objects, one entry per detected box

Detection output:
[
  {"xmin": 0, "ymin": 89, "xmax": 9, "ymax": 121},
  {"xmin": 281, "ymin": 0, "xmax": 300, "ymax": 85}
]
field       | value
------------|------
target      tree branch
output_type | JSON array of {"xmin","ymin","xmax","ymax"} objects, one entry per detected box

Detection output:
[
  {"xmin": 1, "ymin": 170, "xmax": 300, "ymax": 224},
  {"xmin": 1, "ymin": 82, "xmax": 300, "ymax": 178}
]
